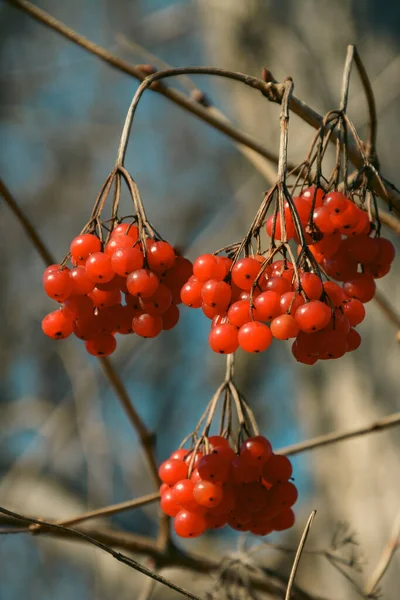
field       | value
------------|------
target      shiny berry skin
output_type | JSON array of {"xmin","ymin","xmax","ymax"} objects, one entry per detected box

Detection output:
[
  {"xmin": 324, "ymin": 191, "xmax": 349, "ymax": 215},
  {"xmin": 85, "ymin": 252, "xmax": 115, "ymax": 283},
  {"xmin": 162, "ymin": 304, "xmax": 180, "ymax": 330},
  {"xmin": 227, "ymin": 300, "xmax": 252, "ymax": 327},
  {"xmin": 180, "ymin": 279, "xmax": 203, "ymax": 308},
  {"xmin": 43, "ymin": 268, "xmax": 73, "ymax": 301},
  {"xmin": 42, "ymin": 310, "xmax": 73, "ymax": 339},
  {"xmin": 126, "ymin": 269, "xmax": 159, "ymax": 298},
  {"xmin": 346, "ymin": 328, "xmax": 361, "ymax": 352},
  {"xmin": 270, "ymin": 314, "xmax": 300, "ymax": 339},
  {"xmin": 201, "ymin": 280, "xmax": 231, "ymax": 309},
  {"xmin": 312, "ymin": 205, "xmax": 336, "ymax": 234},
  {"xmin": 253, "ymin": 291, "xmax": 281, "ymax": 322},
  {"xmin": 132, "ymin": 313, "xmax": 162, "ymax": 338},
  {"xmin": 139, "ymin": 283, "xmax": 172, "ymax": 315},
  {"xmin": 158, "ymin": 458, "xmax": 188, "ymax": 486},
  {"xmin": 280, "ymin": 292, "xmax": 305, "ymax": 315},
  {"xmin": 70, "ymin": 234, "xmax": 101, "ymax": 264},
  {"xmin": 265, "ymin": 276, "xmax": 292, "ymax": 295},
  {"xmin": 147, "ymin": 241, "xmax": 176, "ymax": 273},
  {"xmin": 161, "ymin": 489, "xmax": 181, "ymax": 517},
  {"xmin": 262, "ymin": 455, "xmax": 293, "ymax": 484},
  {"xmin": 89, "ymin": 288, "xmax": 121, "ymax": 308},
  {"xmin": 301, "ymin": 186, "xmax": 324, "ymax": 207},
  {"xmin": 172, "ymin": 479, "xmax": 195, "ymax": 506},
  {"xmin": 240, "ymin": 436, "xmax": 272, "ymax": 464},
  {"xmin": 174, "ymin": 509, "xmax": 207, "ymax": 538},
  {"xmin": 231, "ymin": 257, "xmax": 261, "ymax": 291},
  {"xmin": 342, "ymin": 298, "xmax": 366, "ymax": 326},
  {"xmin": 85, "ymin": 334, "xmax": 117, "ymax": 356},
  {"xmin": 69, "ymin": 266, "xmax": 95, "ymax": 295},
  {"xmin": 111, "ymin": 247, "xmax": 144, "ymax": 276},
  {"xmin": 111, "ymin": 222, "xmax": 139, "ymax": 240},
  {"xmin": 193, "ymin": 254, "xmax": 225, "ymax": 282},
  {"xmin": 343, "ymin": 273, "xmax": 376, "ymax": 303},
  {"xmin": 300, "ymin": 272, "xmax": 323, "ymax": 300},
  {"xmin": 105, "ymin": 235, "xmax": 137, "ymax": 257},
  {"xmin": 295, "ymin": 301, "xmax": 331, "ymax": 333},
  {"xmin": 323, "ymin": 281, "xmax": 345, "ymax": 308},
  {"xmin": 193, "ymin": 481, "xmax": 223, "ymax": 508},
  {"xmin": 238, "ymin": 321, "xmax": 273, "ymax": 353},
  {"xmin": 208, "ymin": 323, "xmax": 239, "ymax": 354},
  {"xmin": 330, "ymin": 202, "xmax": 361, "ymax": 233}
]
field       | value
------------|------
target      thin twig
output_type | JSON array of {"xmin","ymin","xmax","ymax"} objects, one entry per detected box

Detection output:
[
  {"xmin": 31, "ymin": 491, "xmax": 161, "ymax": 531},
  {"xmin": 7, "ymin": 0, "xmax": 400, "ymax": 215},
  {"xmin": 285, "ymin": 511, "xmax": 317, "ymax": 600},
  {"xmin": 0, "ymin": 506, "xmax": 200, "ymax": 600},
  {"xmin": 278, "ymin": 412, "xmax": 400, "ymax": 456},
  {"xmin": 353, "ymin": 48, "xmax": 378, "ymax": 160},
  {"xmin": 364, "ymin": 511, "xmax": 400, "ymax": 597}
]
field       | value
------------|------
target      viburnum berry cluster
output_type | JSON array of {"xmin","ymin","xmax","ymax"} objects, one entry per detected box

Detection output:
[
  {"xmin": 41, "ymin": 224, "xmax": 193, "ymax": 356},
  {"xmin": 159, "ymin": 435, "xmax": 296, "ymax": 538},
  {"xmin": 180, "ymin": 185, "xmax": 395, "ymax": 364}
]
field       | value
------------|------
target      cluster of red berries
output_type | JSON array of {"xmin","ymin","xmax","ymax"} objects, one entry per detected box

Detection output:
[
  {"xmin": 180, "ymin": 188, "xmax": 395, "ymax": 363},
  {"xmin": 159, "ymin": 435, "xmax": 297, "ymax": 538},
  {"xmin": 41, "ymin": 223, "xmax": 193, "ymax": 356}
]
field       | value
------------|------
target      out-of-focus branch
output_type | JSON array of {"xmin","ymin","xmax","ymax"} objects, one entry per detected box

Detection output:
[
  {"xmin": 353, "ymin": 47, "xmax": 378, "ymax": 160},
  {"xmin": 7, "ymin": 0, "xmax": 400, "ymax": 217},
  {"xmin": 364, "ymin": 512, "xmax": 400, "ymax": 597},
  {"xmin": 278, "ymin": 412, "xmax": 400, "ymax": 456},
  {"xmin": 373, "ymin": 291, "xmax": 400, "ymax": 341}
]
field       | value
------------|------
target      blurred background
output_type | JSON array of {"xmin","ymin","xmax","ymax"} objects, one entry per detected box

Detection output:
[{"xmin": 0, "ymin": 1, "xmax": 399, "ymax": 599}]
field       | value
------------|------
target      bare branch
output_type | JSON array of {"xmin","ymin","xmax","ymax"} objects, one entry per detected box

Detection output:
[
  {"xmin": 278, "ymin": 412, "xmax": 400, "ymax": 456},
  {"xmin": 285, "ymin": 512, "xmax": 317, "ymax": 600},
  {"xmin": 364, "ymin": 511, "xmax": 400, "ymax": 597}
]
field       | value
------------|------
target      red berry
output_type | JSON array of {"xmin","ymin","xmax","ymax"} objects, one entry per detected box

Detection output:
[
  {"xmin": 174, "ymin": 509, "xmax": 207, "ymax": 538},
  {"xmin": 43, "ymin": 268, "xmax": 72, "ymax": 301},
  {"xmin": 231, "ymin": 455, "xmax": 262, "ymax": 484},
  {"xmin": 324, "ymin": 191, "xmax": 350, "ymax": 215},
  {"xmin": 265, "ymin": 276, "xmax": 292, "ymax": 295},
  {"xmin": 126, "ymin": 269, "xmax": 159, "ymax": 298},
  {"xmin": 231, "ymin": 257, "xmax": 261, "ymax": 291},
  {"xmin": 42, "ymin": 310, "xmax": 73, "ymax": 339},
  {"xmin": 62, "ymin": 295, "xmax": 94, "ymax": 319},
  {"xmin": 272, "ymin": 508, "xmax": 295, "ymax": 531},
  {"xmin": 201, "ymin": 280, "xmax": 231, "ymax": 309},
  {"xmin": 302, "ymin": 186, "xmax": 324, "ymax": 207},
  {"xmin": 105, "ymin": 235, "xmax": 136, "ymax": 257},
  {"xmin": 197, "ymin": 453, "xmax": 231, "ymax": 483},
  {"xmin": 253, "ymin": 291, "xmax": 281, "ymax": 322},
  {"xmin": 162, "ymin": 256, "xmax": 193, "ymax": 304},
  {"xmin": 89, "ymin": 287, "xmax": 121, "ymax": 308},
  {"xmin": 180, "ymin": 279, "xmax": 203, "ymax": 308},
  {"xmin": 139, "ymin": 283, "xmax": 172, "ymax": 315},
  {"xmin": 236, "ymin": 482, "xmax": 268, "ymax": 513},
  {"xmin": 312, "ymin": 205, "xmax": 336, "ymax": 234},
  {"xmin": 238, "ymin": 321, "xmax": 273, "ymax": 353},
  {"xmin": 342, "ymin": 235, "xmax": 378, "ymax": 264},
  {"xmin": 158, "ymin": 458, "xmax": 188, "ymax": 486},
  {"xmin": 227, "ymin": 300, "xmax": 253, "ymax": 328},
  {"xmin": 300, "ymin": 272, "xmax": 323, "ymax": 300},
  {"xmin": 343, "ymin": 273, "xmax": 376, "ymax": 303},
  {"xmin": 279, "ymin": 291, "xmax": 305, "ymax": 315},
  {"xmin": 85, "ymin": 334, "xmax": 117, "ymax": 356},
  {"xmin": 70, "ymin": 234, "xmax": 101, "ymax": 264},
  {"xmin": 132, "ymin": 313, "xmax": 162, "ymax": 338},
  {"xmin": 193, "ymin": 481, "xmax": 223, "ymax": 508},
  {"xmin": 240, "ymin": 436, "xmax": 272, "ymax": 464},
  {"xmin": 70, "ymin": 266, "xmax": 95, "ymax": 295},
  {"xmin": 111, "ymin": 246, "xmax": 144, "ymax": 276},
  {"xmin": 262, "ymin": 455, "xmax": 293, "ymax": 484},
  {"xmin": 342, "ymin": 298, "xmax": 366, "ymax": 326},
  {"xmin": 162, "ymin": 304, "xmax": 180, "ymax": 330},
  {"xmin": 111, "ymin": 223, "xmax": 139, "ymax": 241},
  {"xmin": 346, "ymin": 328, "xmax": 361, "ymax": 352},
  {"xmin": 86, "ymin": 252, "xmax": 115, "ymax": 284},
  {"xmin": 208, "ymin": 324, "xmax": 239, "ymax": 354},
  {"xmin": 161, "ymin": 489, "xmax": 181, "ymax": 517},
  {"xmin": 323, "ymin": 281, "xmax": 345, "ymax": 308},
  {"xmin": 268, "ymin": 481, "xmax": 298, "ymax": 510},
  {"xmin": 193, "ymin": 254, "xmax": 225, "ymax": 282},
  {"xmin": 147, "ymin": 241, "xmax": 176, "ymax": 273},
  {"xmin": 270, "ymin": 314, "xmax": 300, "ymax": 339},
  {"xmin": 295, "ymin": 301, "xmax": 331, "ymax": 332}
]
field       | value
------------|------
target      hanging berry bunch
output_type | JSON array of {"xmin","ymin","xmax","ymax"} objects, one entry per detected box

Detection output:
[
  {"xmin": 41, "ymin": 167, "xmax": 193, "ymax": 356},
  {"xmin": 180, "ymin": 78, "xmax": 395, "ymax": 364},
  {"xmin": 159, "ymin": 356, "xmax": 298, "ymax": 538}
]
